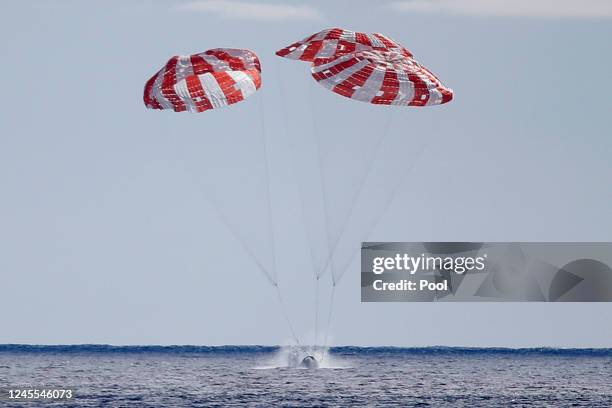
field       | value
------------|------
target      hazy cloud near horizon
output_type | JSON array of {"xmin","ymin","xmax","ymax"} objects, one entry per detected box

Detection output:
[
  {"xmin": 388, "ymin": 0, "xmax": 612, "ymax": 18},
  {"xmin": 175, "ymin": 0, "xmax": 323, "ymax": 21}
]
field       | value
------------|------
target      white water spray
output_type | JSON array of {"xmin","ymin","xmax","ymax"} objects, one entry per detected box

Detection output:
[{"xmin": 253, "ymin": 345, "xmax": 352, "ymax": 370}]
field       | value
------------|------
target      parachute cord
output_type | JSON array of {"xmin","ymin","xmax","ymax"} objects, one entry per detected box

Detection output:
[
  {"xmin": 275, "ymin": 284, "xmax": 301, "ymax": 346},
  {"xmin": 175, "ymin": 157, "xmax": 277, "ymax": 287},
  {"xmin": 307, "ymin": 83, "xmax": 334, "ymax": 281},
  {"xmin": 277, "ymin": 60, "xmax": 325, "ymax": 351},
  {"xmin": 257, "ymin": 91, "xmax": 278, "ymax": 285},
  {"xmin": 317, "ymin": 109, "xmax": 394, "ymax": 281},
  {"xmin": 306, "ymin": 77, "xmax": 332, "ymax": 353},
  {"xmin": 258, "ymin": 89, "xmax": 302, "ymax": 346},
  {"xmin": 275, "ymin": 58, "xmax": 319, "ymax": 279},
  {"xmin": 321, "ymin": 283, "xmax": 336, "ymax": 361},
  {"xmin": 314, "ymin": 276, "xmax": 320, "ymax": 347},
  {"xmin": 333, "ymin": 113, "xmax": 442, "ymax": 285}
]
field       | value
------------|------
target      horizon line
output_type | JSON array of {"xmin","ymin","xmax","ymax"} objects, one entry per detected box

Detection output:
[{"xmin": 1, "ymin": 344, "xmax": 611, "ymax": 352}]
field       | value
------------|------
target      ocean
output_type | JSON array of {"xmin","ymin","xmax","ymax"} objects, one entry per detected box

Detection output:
[{"xmin": 1, "ymin": 345, "xmax": 612, "ymax": 407}]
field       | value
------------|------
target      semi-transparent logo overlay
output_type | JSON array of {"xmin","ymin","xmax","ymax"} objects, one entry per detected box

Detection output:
[{"xmin": 361, "ymin": 243, "xmax": 612, "ymax": 302}]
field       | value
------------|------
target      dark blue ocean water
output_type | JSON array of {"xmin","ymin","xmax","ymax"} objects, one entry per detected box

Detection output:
[{"xmin": 2, "ymin": 345, "xmax": 612, "ymax": 407}]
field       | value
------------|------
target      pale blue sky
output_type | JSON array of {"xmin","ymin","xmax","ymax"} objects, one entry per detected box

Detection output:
[{"xmin": 1, "ymin": 0, "xmax": 611, "ymax": 347}]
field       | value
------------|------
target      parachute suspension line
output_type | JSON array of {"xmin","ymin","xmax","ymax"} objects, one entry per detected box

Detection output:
[
  {"xmin": 321, "ymin": 283, "xmax": 336, "ymax": 360},
  {"xmin": 275, "ymin": 59, "xmax": 320, "ymax": 281},
  {"xmin": 314, "ymin": 276, "xmax": 320, "ymax": 347},
  {"xmin": 307, "ymin": 83, "xmax": 333, "ymax": 282},
  {"xmin": 275, "ymin": 285, "xmax": 301, "ymax": 346},
  {"xmin": 317, "ymin": 109, "xmax": 395, "ymax": 281},
  {"xmin": 307, "ymin": 85, "xmax": 392, "ymax": 353},
  {"xmin": 174, "ymin": 154, "xmax": 278, "ymax": 287},
  {"xmin": 257, "ymin": 91, "xmax": 302, "ymax": 346},
  {"xmin": 306, "ymin": 75, "xmax": 334, "ymax": 350},
  {"xmin": 257, "ymin": 92, "xmax": 277, "ymax": 284},
  {"xmin": 276, "ymin": 63, "xmax": 320, "ymax": 347},
  {"xmin": 319, "ymin": 110, "xmax": 435, "ymax": 352},
  {"xmin": 334, "ymin": 112, "xmax": 443, "ymax": 285}
]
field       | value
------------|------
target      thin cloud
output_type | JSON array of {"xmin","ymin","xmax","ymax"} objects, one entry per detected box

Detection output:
[
  {"xmin": 175, "ymin": 0, "xmax": 322, "ymax": 21},
  {"xmin": 387, "ymin": 0, "xmax": 612, "ymax": 19}
]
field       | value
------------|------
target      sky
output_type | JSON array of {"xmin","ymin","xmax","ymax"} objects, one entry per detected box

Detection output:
[{"xmin": 1, "ymin": 0, "xmax": 611, "ymax": 347}]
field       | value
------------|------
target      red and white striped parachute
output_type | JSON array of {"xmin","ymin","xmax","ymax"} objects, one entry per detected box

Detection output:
[
  {"xmin": 276, "ymin": 27, "xmax": 413, "ymax": 61},
  {"xmin": 144, "ymin": 48, "xmax": 261, "ymax": 113},
  {"xmin": 311, "ymin": 50, "xmax": 453, "ymax": 107},
  {"xmin": 277, "ymin": 28, "xmax": 453, "ymax": 107}
]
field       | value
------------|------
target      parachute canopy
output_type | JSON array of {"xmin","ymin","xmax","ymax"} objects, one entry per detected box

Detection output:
[
  {"xmin": 311, "ymin": 50, "xmax": 452, "ymax": 106},
  {"xmin": 277, "ymin": 28, "xmax": 453, "ymax": 107},
  {"xmin": 276, "ymin": 28, "xmax": 413, "ymax": 61},
  {"xmin": 144, "ymin": 48, "xmax": 262, "ymax": 113}
]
